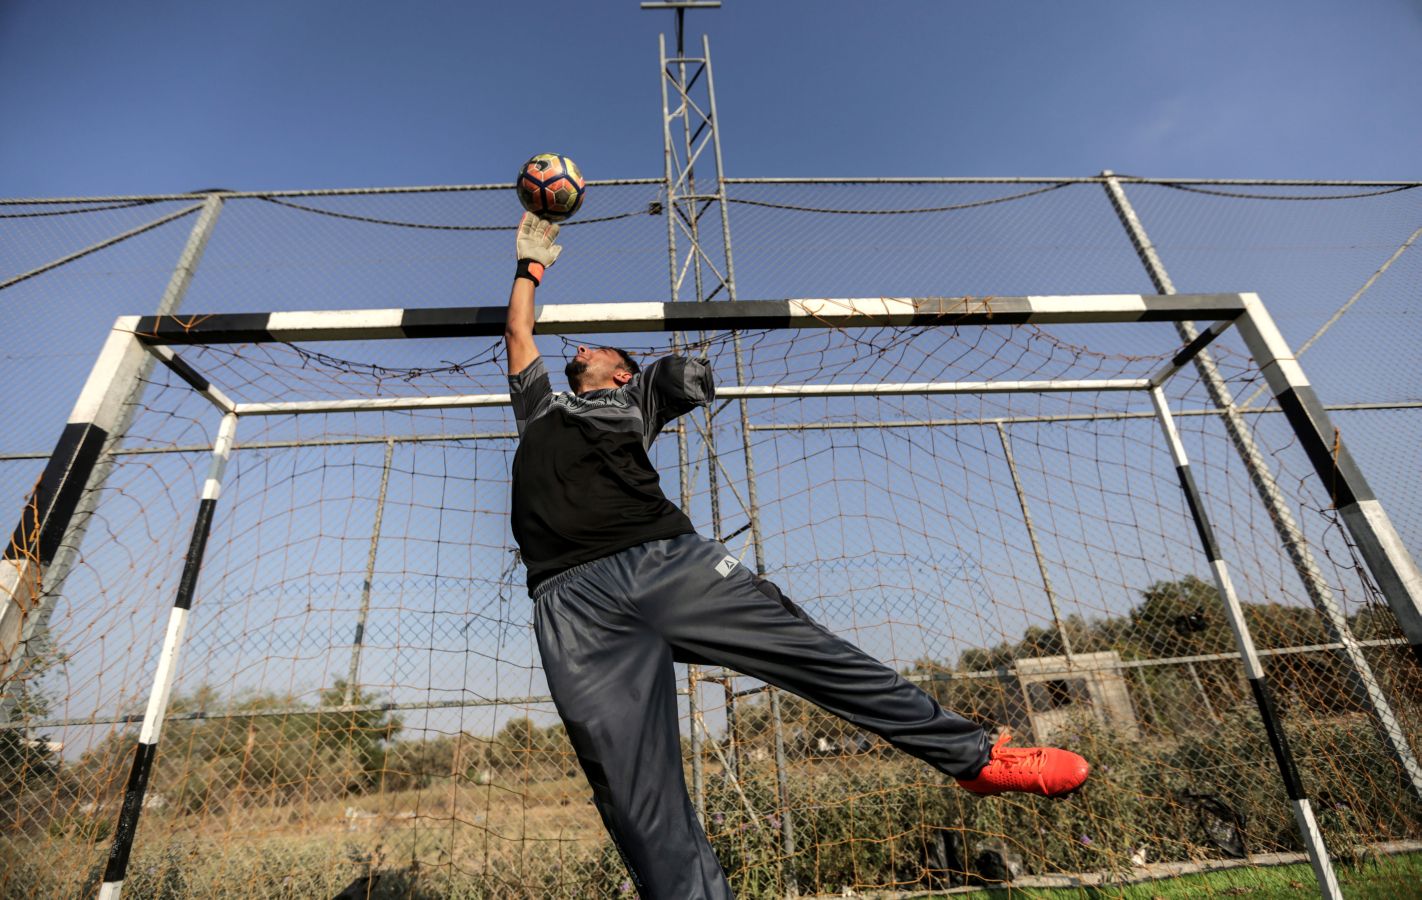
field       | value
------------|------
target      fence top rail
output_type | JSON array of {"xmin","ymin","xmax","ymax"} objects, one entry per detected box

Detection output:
[
  {"xmin": 3, "ymin": 636, "xmax": 1405, "ymax": 733},
  {"xmin": 128, "ymin": 294, "xmax": 1248, "ymax": 345},
  {"xmin": 728, "ymin": 178, "xmax": 1416, "ymax": 189},
  {"xmin": 0, "ymin": 179, "xmax": 665, "ymax": 206},
  {"xmin": 5, "ymin": 177, "xmax": 1419, "ymax": 205}
]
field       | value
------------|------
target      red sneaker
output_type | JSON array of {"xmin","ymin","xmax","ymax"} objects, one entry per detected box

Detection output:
[{"xmin": 956, "ymin": 733, "xmax": 1090, "ymax": 798}]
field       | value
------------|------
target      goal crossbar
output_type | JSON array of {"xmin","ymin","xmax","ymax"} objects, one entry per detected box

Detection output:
[{"xmin": 128, "ymin": 293, "xmax": 1250, "ymax": 344}]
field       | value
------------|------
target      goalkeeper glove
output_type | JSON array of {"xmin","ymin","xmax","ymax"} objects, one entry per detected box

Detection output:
[{"xmin": 515, "ymin": 212, "xmax": 561, "ymax": 286}]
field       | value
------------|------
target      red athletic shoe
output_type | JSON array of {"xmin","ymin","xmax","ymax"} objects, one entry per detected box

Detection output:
[{"xmin": 955, "ymin": 733, "xmax": 1090, "ymax": 798}]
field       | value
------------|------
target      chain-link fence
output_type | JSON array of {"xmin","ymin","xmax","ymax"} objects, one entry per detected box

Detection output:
[{"xmin": 1, "ymin": 178, "xmax": 1419, "ymax": 897}]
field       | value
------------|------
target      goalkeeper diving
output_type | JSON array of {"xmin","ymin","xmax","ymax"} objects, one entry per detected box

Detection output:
[{"xmin": 503, "ymin": 212, "xmax": 1090, "ymax": 899}]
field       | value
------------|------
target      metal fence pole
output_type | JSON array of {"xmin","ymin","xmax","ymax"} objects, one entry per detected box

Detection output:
[
  {"xmin": 1149, "ymin": 388, "xmax": 1342, "ymax": 899},
  {"xmin": 344, "ymin": 438, "xmax": 394, "ymax": 705},
  {"xmin": 678, "ymin": 34, "xmax": 705, "ymax": 309},
  {"xmin": 1185, "ymin": 658, "xmax": 1221, "ymax": 724},
  {"xmin": 658, "ymin": 33, "xmax": 679, "ymax": 306},
  {"xmin": 994, "ymin": 421, "xmax": 1074, "ymax": 662},
  {"xmin": 703, "ymin": 34, "xmax": 738, "ymax": 303},
  {"xmin": 721, "ymin": 675, "xmax": 739, "ymax": 778},
  {"xmin": 1101, "ymin": 174, "xmax": 1422, "ymax": 801}
]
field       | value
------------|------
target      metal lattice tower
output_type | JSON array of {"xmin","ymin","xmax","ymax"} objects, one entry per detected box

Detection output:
[
  {"xmin": 645, "ymin": 3, "xmax": 801, "ymax": 890},
  {"xmin": 647, "ymin": 1, "xmax": 737, "ymax": 305}
]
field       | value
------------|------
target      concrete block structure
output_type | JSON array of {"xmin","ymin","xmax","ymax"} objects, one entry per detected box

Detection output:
[{"xmin": 1004, "ymin": 652, "xmax": 1141, "ymax": 744}]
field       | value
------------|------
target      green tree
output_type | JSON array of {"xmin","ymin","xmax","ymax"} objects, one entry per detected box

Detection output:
[
  {"xmin": 0, "ymin": 641, "xmax": 63, "ymax": 809},
  {"xmin": 380, "ymin": 733, "xmax": 464, "ymax": 791},
  {"xmin": 906, "ymin": 575, "xmax": 1371, "ymax": 736},
  {"xmin": 313, "ymin": 680, "xmax": 400, "ymax": 788},
  {"xmin": 73, "ymin": 682, "xmax": 402, "ymax": 815},
  {"xmin": 483, "ymin": 716, "xmax": 575, "ymax": 777}
]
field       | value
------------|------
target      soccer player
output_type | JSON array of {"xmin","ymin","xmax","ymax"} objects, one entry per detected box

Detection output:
[{"xmin": 504, "ymin": 213, "xmax": 1090, "ymax": 899}]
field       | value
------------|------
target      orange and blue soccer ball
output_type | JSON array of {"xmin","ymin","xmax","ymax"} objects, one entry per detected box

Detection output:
[{"xmin": 516, "ymin": 153, "xmax": 585, "ymax": 222}]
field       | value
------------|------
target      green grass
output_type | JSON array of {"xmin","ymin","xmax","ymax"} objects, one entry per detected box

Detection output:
[{"xmin": 946, "ymin": 851, "xmax": 1422, "ymax": 899}]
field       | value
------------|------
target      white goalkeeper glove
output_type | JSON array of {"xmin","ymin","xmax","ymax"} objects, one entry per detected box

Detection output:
[{"xmin": 515, "ymin": 212, "xmax": 561, "ymax": 286}]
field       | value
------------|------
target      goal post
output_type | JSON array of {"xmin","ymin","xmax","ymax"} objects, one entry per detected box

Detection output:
[
  {"xmin": 1, "ymin": 319, "xmax": 151, "ymax": 680},
  {"xmin": 1231, "ymin": 293, "xmax": 1422, "ymax": 664},
  {"xmin": 3, "ymin": 292, "xmax": 1420, "ymax": 897}
]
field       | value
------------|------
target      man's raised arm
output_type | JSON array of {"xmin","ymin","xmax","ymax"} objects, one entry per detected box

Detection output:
[{"xmin": 505, "ymin": 212, "xmax": 562, "ymax": 376}]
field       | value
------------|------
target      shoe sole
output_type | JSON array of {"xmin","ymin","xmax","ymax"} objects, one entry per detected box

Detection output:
[
  {"xmin": 1047, "ymin": 781, "xmax": 1087, "ymax": 801},
  {"xmin": 958, "ymin": 781, "xmax": 1087, "ymax": 800}
]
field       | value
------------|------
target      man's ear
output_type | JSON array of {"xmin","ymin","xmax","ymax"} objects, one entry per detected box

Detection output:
[{"xmin": 613, "ymin": 369, "xmax": 634, "ymax": 387}]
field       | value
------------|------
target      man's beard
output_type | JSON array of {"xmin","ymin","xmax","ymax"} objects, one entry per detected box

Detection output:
[{"xmin": 564, "ymin": 357, "xmax": 588, "ymax": 388}]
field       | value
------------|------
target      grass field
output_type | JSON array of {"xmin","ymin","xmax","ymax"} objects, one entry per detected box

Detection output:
[
  {"xmin": 6, "ymin": 748, "xmax": 1419, "ymax": 897},
  {"xmin": 945, "ymin": 851, "xmax": 1422, "ymax": 899}
]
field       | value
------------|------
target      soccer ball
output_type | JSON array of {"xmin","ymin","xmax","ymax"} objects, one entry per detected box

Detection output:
[{"xmin": 516, "ymin": 153, "xmax": 586, "ymax": 222}]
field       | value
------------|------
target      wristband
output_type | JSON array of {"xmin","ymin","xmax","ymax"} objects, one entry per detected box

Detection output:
[{"xmin": 515, "ymin": 258, "xmax": 545, "ymax": 286}]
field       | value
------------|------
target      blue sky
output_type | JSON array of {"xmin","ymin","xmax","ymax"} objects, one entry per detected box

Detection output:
[
  {"xmin": 5, "ymin": 0, "xmax": 1420, "ymax": 764},
  {"xmin": 3, "ymin": 0, "xmax": 1420, "ymax": 197}
]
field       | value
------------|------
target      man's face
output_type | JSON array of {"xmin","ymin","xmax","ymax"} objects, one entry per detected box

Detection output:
[{"xmin": 565, "ymin": 346, "xmax": 631, "ymax": 392}]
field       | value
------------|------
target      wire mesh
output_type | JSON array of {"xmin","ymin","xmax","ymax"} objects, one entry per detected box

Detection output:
[{"xmin": 2, "ymin": 179, "xmax": 1420, "ymax": 897}]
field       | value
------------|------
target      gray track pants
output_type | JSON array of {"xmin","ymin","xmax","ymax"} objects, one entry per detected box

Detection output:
[{"xmin": 531, "ymin": 532, "xmax": 990, "ymax": 899}]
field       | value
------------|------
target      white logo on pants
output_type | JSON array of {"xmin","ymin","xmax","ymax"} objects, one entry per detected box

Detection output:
[{"xmin": 714, "ymin": 554, "xmax": 739, "ymax": 577}]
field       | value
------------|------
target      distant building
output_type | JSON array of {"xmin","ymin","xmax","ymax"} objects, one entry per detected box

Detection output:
[{"xmin": 1000, "ymin": 651, "xmax": 1140, "ymax": 743}]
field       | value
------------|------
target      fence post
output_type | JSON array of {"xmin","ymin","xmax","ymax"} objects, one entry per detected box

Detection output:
[
  {"xmin": 344, "ymin": 438, "xmax": 395, "ymax": 705},
  {"xmin": 995, "ymin": 421, "xmax": 1074, "ymax": 662}
]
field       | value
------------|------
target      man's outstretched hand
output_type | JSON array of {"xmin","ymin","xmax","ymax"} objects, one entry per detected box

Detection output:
[
  {"xmin": 508, "ymin": 213, "xmax": 561, "ymax": 375},
  {"xmin": 516, "ymin": 211, "xmax": 562, "ymax": 269}
]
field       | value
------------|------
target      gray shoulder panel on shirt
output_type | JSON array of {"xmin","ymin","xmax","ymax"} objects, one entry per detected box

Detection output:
[{"xmin": 547, "ymin": 391, "xmax": 646, "ymax": 436}]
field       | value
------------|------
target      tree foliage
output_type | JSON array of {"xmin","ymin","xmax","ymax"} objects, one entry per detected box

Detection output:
[
  {"xmin": 902, "ymin": 575, "xmax": 1386, "ymax": 734},
  {"xmin": 381, "ymin": 716, "xmax": 577, "ymax": 791},
  {"xmin": 0, "ymin": 641, "xmax": 64, "ymax": 808},
  {"xmin": 74, "ymin": 680, "xmax": 401, "ymax": 814}
]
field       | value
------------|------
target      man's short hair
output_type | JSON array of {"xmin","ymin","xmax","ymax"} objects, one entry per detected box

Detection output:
[{"xmin": 605, "ymin": 347, "xmax": 640, "ymax": 375}]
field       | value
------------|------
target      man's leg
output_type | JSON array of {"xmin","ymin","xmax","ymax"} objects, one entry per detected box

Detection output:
[
  {"xmin": 534, "ymin": 561, "xmax": 733, "ymax": 900},
  {"xmin": 631, "ymin": 534, "xmax": 992, "ymax": 778},
  {"xmin": 636, "ymin": 534, "xmax": 1089, "ymax": 796}
]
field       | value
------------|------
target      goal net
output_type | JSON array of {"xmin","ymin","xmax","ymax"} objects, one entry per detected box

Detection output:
[{"xmin": 2, "ymin": 295, "xmax": 1419, "ymax": 898}]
